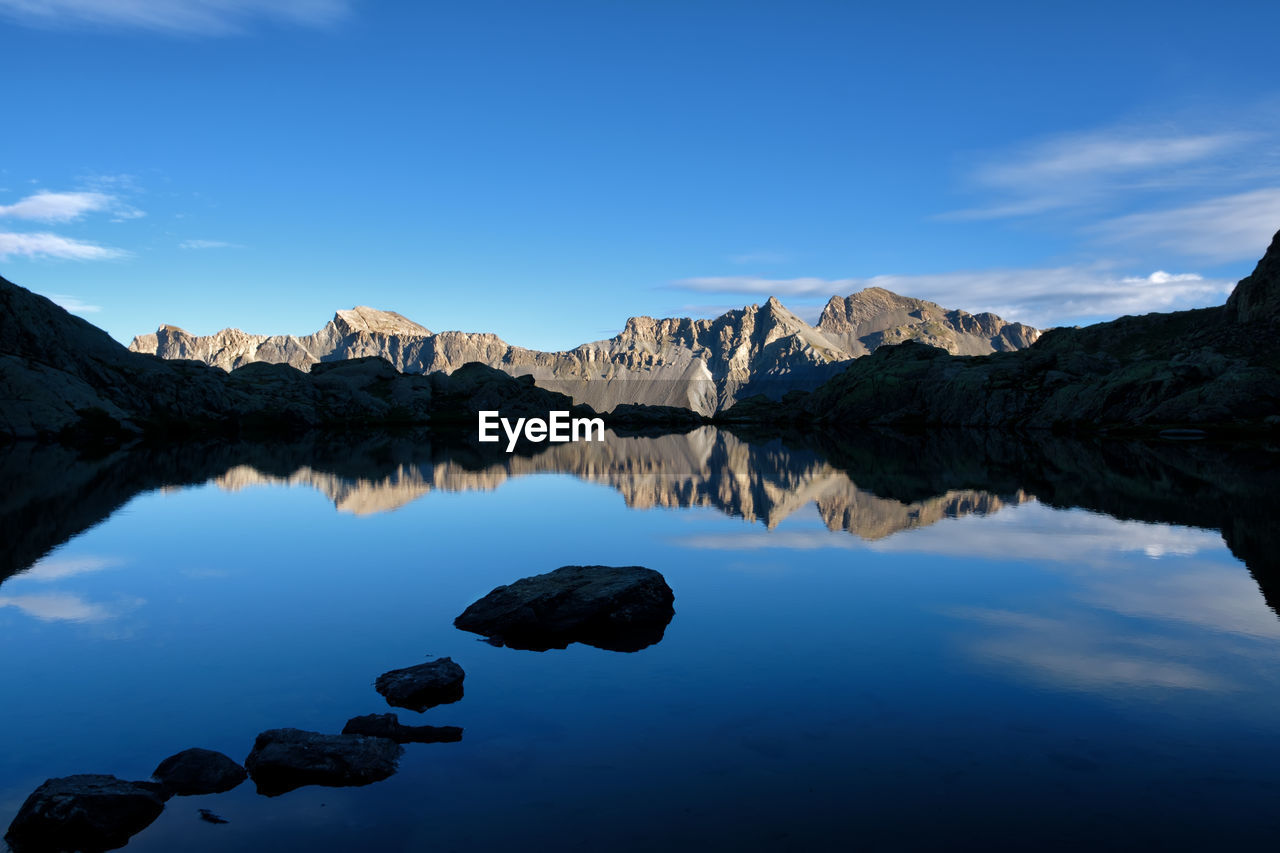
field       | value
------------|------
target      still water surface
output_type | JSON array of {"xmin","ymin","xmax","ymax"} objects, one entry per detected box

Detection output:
[{"xmin": 1, "ymin": 428, "xmax": 1277, "ymax": 850}]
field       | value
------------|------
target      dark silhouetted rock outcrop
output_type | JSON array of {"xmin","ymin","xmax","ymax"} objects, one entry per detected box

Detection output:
[
  {"xmin": 244, "ymin": 728, "xmax": 403, "ymax": 796},
  {"xmin": 455, "ymin": 565, "xmax": 676, "ymax": 652},
  {"xmin": 1226, "ymin": 228, "xmax": 1280, "ymax": 325},
  {"xmin": 152, "ymin": 747, "xmax": 247, "ymax": 795},
  {"xmin": 342, "ymin": 713, "xmax": 463, "ymax": 744},
  {"xmin": 374, "ymin": 657, "xmax": 466, "ymax": 712},
  {"xmin": 5, "ymin": 774, "xmax": 169, "ymax": 852}
]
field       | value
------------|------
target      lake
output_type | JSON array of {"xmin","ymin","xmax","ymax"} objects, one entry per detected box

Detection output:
[{"xmin": 1, "ymin": 427, "xmax": 1278, "ymax": 851}]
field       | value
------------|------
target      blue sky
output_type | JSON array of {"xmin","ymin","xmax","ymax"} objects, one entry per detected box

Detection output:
[{"xmin": 2, "ymin": 0, "xmax": 1278, "ymax": 350}]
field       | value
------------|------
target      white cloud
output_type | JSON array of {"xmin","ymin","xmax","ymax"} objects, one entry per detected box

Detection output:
[
  {"xmin": 0, "ymin": 0, "xmax": 350, "ymax": 34},
  {"xmin": 0, "ymin": 231, "xmax": 128, "ymax": 261},
  {"xmin": 178, "ymin": 239, "xmax": 243, "ymax": 249},
  {"xmin": 980, "ymin": 132, "xmax": 1246, "ymax": 185},
  {"xmin": 1094, "ymin": 187, "xmax": 1280, "ymax": 262},
  {"xmin": 673, "ymin": 266, "xmax": 1236, "ymax": 328},
  {"xmin": 943, "ymin": 128, "xmax": 1257, "ymax": 221},
  {"xmin": 0, "ymin": 190, "xmax": 111, "ymax": 222},
  {"xmin": 41, "ymin": 294, "xmax": 103, "ymax": 314}
]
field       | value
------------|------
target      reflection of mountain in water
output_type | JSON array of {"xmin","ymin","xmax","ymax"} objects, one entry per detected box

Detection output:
[
  {"xmin": 1, "ymin": 428, "xmax": 1277, "ymax": 616},
  {"xmin": 210, "ymin": 428, "xmax": 1026, "ymax": 538}
]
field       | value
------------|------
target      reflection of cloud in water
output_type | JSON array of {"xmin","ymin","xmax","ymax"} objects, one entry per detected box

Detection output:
[
  {"xmin": 0, "ymin": 593, "xmax": 123, "ymax": 622},
  {"xmin": 1078, "ymin": 566, "xmax": 1280, "ymax": 640},
  {"xmin": 954, "ymin": 607, "xmax": 1235, "ymax": 692},
  {"xmin": 865, "ymin": 503, "xmax": 1224, "ymax": 565},
  {"xmin": 22, "ymin": 554, "xmax": 123, "ymax": 582},
  {"xmin": 676, "ymin": 501, "xmax": 1279, "ymax": 692},
  {"xmin": 675, "ymin": 502, "xmax": 1224, "ymax": 567}
]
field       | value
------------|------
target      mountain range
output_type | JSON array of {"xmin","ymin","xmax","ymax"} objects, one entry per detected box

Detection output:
[
  {"xmin": 3, "ymin": 228, "xmax": 1278, "ymax": 442},
  {"xmin": 129, "ymin": 289, "xmax": 1039, "ymax": 415}
]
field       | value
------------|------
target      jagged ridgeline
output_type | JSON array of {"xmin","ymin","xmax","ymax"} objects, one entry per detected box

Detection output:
[{"xmin": 129, "ymin": 291, "xmax": 1039, "ymax": 415}]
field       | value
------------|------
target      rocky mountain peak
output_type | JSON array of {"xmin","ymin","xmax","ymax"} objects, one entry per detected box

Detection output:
[
  {"xmin": 817, "ymin": 287, "xmax": 925, "ymax": 332},
  {"xmin": 332, "ymin": 307, "xmax": 431, "ymax": 338}
]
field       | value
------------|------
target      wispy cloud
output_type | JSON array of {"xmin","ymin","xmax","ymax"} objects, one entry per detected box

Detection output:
[
  {"xmin": 0, "ymin": 0, "xmax": 351, "ymax": 34},
  {"xmin": 943, "ymin": 128, "xmax": 1259, "ymax": 221},
  {"xmin": 673, "ymin": 266, "xmax": 1236, "ymax": 328},
  {"xmin": 0, "ymin": 188, "xmax": 145, "ymax": 224},
  {"xmin": 0, "ymin": 190, "xmax": 111, "ymax": 222},
  {"xmin": 729, "ymin": 250, "xmax": 789, "ymax": 265},
  {"xmin": 1094, "ymin": 187, "xmax": 1280, "ymax": 262},
  {"xmin": 0, "ymin": 231, "xmax": 128, "ymax": 261},
  {"xmin": 178, "ymin": 239, "xmax": 244, "ymax": 249},
  {"xmin": 41, "ymin": 294, "xmax": 104, "ymax": 314}
]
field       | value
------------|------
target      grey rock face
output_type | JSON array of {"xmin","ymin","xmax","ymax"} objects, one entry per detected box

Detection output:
[
  {"xmin": 342, "ymin": 713, "xmax": 463, "ymax": 744},
  {"xmin": 243, "ymin": 728, "xmax": 403, "ymax": 796},
  {"xmin": 374, "ymin": 657, "xmax": 466, "ymax": 712},
  {"xmin": 129, "ymin": 290, "xmax": 1040, "ymax": 415},
  {"xmin": 817, "ymin": 287, "xmax": 1039, "ymax": 355},
  {"xmin": 1226, "ymin": 228, "xmax": 1280, "ymax": 325},
  {"xmin": 455, "ymin": 565, "xmax": 676, "ymax": 652},
  {"xmin": 5, "ymin": 774, "xmax": 170, "ymax": 853},
  {"xmin": 152, "ymin": 747, "xmax": 247, "ymax": 795}
]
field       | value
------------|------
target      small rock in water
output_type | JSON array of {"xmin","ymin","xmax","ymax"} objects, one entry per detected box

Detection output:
[
  {"xmin": 4, "ymin": 774, "xmax": 169, "ymax": 853},
  {"xmin": 244, "ymin": 728, "xmax": 403, "ymax": 797},
  {"xmin": 198, "ymin": 808, "xmax": 229, "ymax": 825},
  {"xmin": 343, "ymin": 713, "xmax": 463, "ymax": 744},
  {"xmin": 374, "ymin": 657, "xmax": 465, "ymax": 712},
  {"xmin": 153, "ymin": 747, "xmax": 247, "ymax": 795},
  {"xmin": 454, "ymin": 565, "xmax": 675, "ymax": 652}
]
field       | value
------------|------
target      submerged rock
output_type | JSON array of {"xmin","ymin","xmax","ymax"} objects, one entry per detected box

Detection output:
[
  {"xmin": 342, "ymin": 713, "xmax": 463, "ymax": 744},
  {"xmin": 5, "ymin": 774, "xmax": 170, "ymax": 853},
  {"xmin": 374, "ymin": 657, "xmax": 465, "ymax": 712},
  {"xmin": 152, "ymin": 747, "xmax": 247, "ymax": 795},
  {"xmin": 454, "ymin": 565, "xmax": 675, "ymax": 652},
  {"xmin": 243, "ymin": 728, "xmax": 403, "ymax": 797}
]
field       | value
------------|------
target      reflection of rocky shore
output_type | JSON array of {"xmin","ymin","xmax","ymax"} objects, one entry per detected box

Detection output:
[{"xmin": 2, "ymin": 428, "xmax": 1278, "ymax": 613}]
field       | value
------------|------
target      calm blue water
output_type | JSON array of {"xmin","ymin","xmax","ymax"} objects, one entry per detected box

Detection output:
[{"xmin": 1, "ymin": 429, "xmax": 1278, "ymax": 850}]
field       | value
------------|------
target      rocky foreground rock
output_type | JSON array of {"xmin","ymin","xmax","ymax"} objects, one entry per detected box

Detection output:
[
  {"xmin": 243, "ymin": 728, "xmax": 403, "ymax": 797},
  {"xmin": 4, "ymin": 774, "xmax": 170, "ymax": 852},
  {"xmin": 455, "ymin": 565, "xmax": 676, "ymax": 652},
  {"xmin": 374, "ymin": 657, "xmax": 466, "ymax": 712},
  {"xmin": 152, "ymin": 747, "xmax": 247, "ymax": 795},
  {"xmin": 129, "ymin": 291, "xmax": 1038, "ymax": 414}
]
